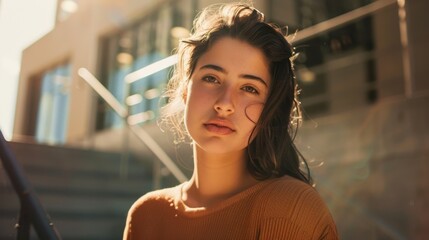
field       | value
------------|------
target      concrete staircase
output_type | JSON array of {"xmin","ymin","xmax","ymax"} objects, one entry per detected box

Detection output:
[{"xmin": 0, "ymin": 141, "xmax": 153, "ymax": 240}]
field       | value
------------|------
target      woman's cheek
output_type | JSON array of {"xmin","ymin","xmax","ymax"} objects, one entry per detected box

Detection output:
[{"xmin": 244, "ymin": 102, "xmax": 265, "ymax": 124}]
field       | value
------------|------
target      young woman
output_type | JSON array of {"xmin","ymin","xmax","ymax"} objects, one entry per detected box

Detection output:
[{"xmin": 124, "ymin": 3, "xmax": 338, "ymax": 239}]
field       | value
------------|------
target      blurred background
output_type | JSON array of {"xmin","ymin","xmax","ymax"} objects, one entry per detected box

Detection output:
[{"xmin": 1, "ymin": 0, "xmax": 428, "ymax": 239}]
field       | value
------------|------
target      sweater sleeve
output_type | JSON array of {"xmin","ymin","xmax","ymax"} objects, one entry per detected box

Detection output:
[{"xmin": 256, "ymin": 177, "xmax": 339, "ymax": 240}]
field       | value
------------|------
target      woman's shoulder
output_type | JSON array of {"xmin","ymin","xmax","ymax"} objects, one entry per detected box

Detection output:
[
  {"xmin": 136, "ymin": 185, "xmax": 179, "ymax": 201},
  {"xmin": 258, "ymin": 175, "xmax": 329, "ymax": 215},
  {"xmin": 255, "ymin": 175, "xmax": 338, "ymax": 238},
  {"xmin": 261, "ymin": 175, "xmax": 315, "ymax": 196},
  {"xmin": 127, "ymin": 184, "xmax": 181, "ymax": 216}
]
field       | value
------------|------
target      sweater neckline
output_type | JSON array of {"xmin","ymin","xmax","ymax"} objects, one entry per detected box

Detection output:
[{"xmin": 174, "ymin": 178, "xmax": 276, "ymax": 217}]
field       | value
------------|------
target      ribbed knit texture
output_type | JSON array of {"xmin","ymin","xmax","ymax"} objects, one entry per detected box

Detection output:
[{"xmin": 123, "ymin": 175, "xmax": 338, "ymax": 240}]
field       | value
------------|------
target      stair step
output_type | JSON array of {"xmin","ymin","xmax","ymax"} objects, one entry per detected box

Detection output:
[
  {"xmin": 0, "ymin": 217, "xmax": 125, "ymax": 240},
  {"xmin": 0, "ymin": 186, "xmax": 144, "ymax": 212},
  {"xmin": 8, "ymin": 141, "xmax": 151, "ymax": 176}
]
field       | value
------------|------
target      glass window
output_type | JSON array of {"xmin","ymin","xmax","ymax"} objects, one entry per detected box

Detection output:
[{"xmin": 35, "ymin": 63, "xmax": 72, "ymax": 144}]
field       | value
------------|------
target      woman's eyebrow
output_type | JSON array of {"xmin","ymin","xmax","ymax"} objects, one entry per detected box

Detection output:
[
  {"xmin": 199, "ymin": 64, "xmax": 268, "ymax": 87},
  {"xmin": 200, "ymin": 64, "xmax": 225, "ymax": 73},
  {"xmin": 240, "ymin": 74, "xmax": 267, "ymax": 87}
]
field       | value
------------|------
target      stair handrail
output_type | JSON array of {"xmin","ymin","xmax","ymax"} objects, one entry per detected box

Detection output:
[
  {"xmin": 288, "ymin": 0, "xmax": 412, "ymax": 98},
  {"xmin": 290, "ymin": 0, "xmax": 397, "ymax": 44},
  {"xmin": 78, "ymin": 68, "xmax": 188, "ymax": 183},
  {"xmin": 0, "ymin": 129, "xmax": 62, "ymax": 240}
]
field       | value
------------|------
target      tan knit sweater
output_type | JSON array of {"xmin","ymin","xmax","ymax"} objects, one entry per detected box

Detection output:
[{"xmin": 123, "ymin": 175, "xmax": 338, "ymax": 240}]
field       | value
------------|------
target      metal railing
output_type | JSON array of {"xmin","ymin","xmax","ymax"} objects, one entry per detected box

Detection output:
[
  {"xmin": 290, "ymin": 0, "xmax": 413, "ymax": 99},
  {"xmin": 78, "ymin": 65, "xmax": 187, "ymax": 187},
  {"xmin": 291, "ymin": 0, "xmax": 397, "ymax": 44},
  {"xmin": 0, "ymin": 129, "xmax": 62, "ymax": 240}
]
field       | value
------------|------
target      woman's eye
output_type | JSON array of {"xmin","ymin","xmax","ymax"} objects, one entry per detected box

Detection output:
[
  {"xmin": 202, "ymin": 75, "xmax": 218, "ymax": 83},
  {"xmin": 242, "ymin": 86, "xmax": 259, "ymax": 94}
]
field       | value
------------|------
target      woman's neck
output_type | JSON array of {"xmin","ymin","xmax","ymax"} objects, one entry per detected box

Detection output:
[{"xmin": 182, "ymin": 145, "xmax": 259, "ymax": 207}]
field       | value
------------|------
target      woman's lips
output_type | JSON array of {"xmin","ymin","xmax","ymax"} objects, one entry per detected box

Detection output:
[
  {"xmin": 204, "ymin": 123, "xmax": 234, "ymax": 135},
  {"xmin": 203, "ymin": 119, "xmax": 235, "ymax": 135}
]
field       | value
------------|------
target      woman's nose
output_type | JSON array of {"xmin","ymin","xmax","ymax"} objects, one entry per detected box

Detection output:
[{"xmin": 214, "ymin": 88, "xmax": 235, "ymax": 114}]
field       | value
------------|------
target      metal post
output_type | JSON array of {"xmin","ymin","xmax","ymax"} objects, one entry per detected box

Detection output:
[
  {"xmin": 16, "ymin": 202, "xmax": 30, "ymax": 240},
  {"xmin": 153, "ymin": 158, "xmax": 162, "ymax": 190},
  {"xmin": 121, "ymin": 80, "xmax": 130, "ymax": 179},
  {"xmin": 120, "ymin": 123, "xmax": 130, "ymax": 179},
  {"xmin": 397, "ymin": 0, "xmax": 414, "ymax": 98}
]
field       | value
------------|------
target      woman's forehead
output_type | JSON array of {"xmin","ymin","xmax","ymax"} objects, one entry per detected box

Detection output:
[{"xmin": 194, "ymin": 37, "xmax": 271, "ymax": 84}]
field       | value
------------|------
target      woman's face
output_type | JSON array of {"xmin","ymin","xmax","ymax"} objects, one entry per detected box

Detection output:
[{"xmin": 183, "ymin": 37, "xmax": 271, "ymax": 154}]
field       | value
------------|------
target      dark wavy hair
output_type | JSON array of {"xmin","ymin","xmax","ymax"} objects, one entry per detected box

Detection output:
[{"xmin": 161, "ymin": 3, "xmax": 312, "ymax": 184}]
